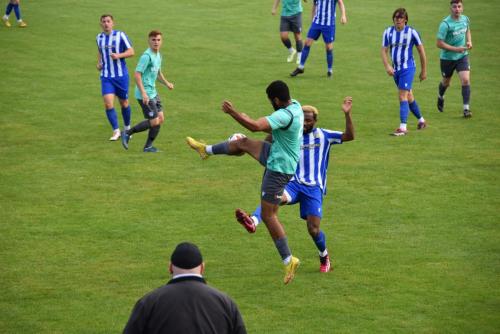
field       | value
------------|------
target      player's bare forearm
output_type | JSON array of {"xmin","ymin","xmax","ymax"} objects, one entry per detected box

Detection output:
[
  {"xmin": 381, "ymin": 48, "xmax": 394, "ymax": 76},
  {"xmin": 135, "ymin": 72, "xmax": 149, "ymax": 103},
  {"xmin": 157, "ymin": 72, "xmax": 174, "ymax": 90},
  {"xmin": 221, "ymin": 101, "xmax": 270, "ymax": 132},
  {"xmin": 466, "ymin": 29, "xmax": 472, "ymax": 49},
  {"xmin": 417, "ymin": 45, "xmax": 427, "ymax": 81},
  {"xmin": 341, "ymin": 97, "xmax": 354, "ymax": 142},
  {"xmin": 338, "ymin": 0, "xmax": 347, "ymax": 24},
  {"xmin": 436, "ymin": 39, "xmax": 467, "ymax": 53}
]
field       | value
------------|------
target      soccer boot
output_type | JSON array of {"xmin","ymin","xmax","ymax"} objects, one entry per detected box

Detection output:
[
  {"xmin": 109, "ymin": 129, "xmax": 121, "ymax": 141},
  {"xmin": 18, "ymin": 20, "xmax": 27, "ymax": 28},
  {"xmin": 287, "ymin": 48, "xmax": 296, "ymax": 63},
  {"xmin": 235, "ymin": 208, "xmax": 256, "ymax": 233},
  {"xmin": 327, "ymin": 71, "xmax": 333, "ymax": 79},
  {"xmin": 143, "ymin": 146, "xmax": 159, "ymax": 153},
  {"xmin": 290, "ymin": 68, "xmax": 304, "ymax": 77},
  {"xmin": 186, "ymin": 137, "xmax": 209, "ymax": 160},
  {"xmin": 284, "ymin": 256, "xmax": 300, "ymax": 284},
  {"xmin": 319, "ymin": 255, "xmax": 332, "ymax": 273},
  {"xmin": 2, "ymin": 17, "xmax": 11, "ymax": 27},
  {"xmin": 392, "ymin": 128, "xmax": 408, "ymax": 136},
  {"xmin": 463, "ymin": 109, "xmax": 472, "ymax": 118},
  {"xmin": 121, "ymin": 132, "xmax": 130, "ymax": 150},
  {"xmin": 437, "ymin": 96, "xmax": 444, "ymax": 112},
  {"xmin": 417, "ymin": 121, "xmax": 427, "ymax": 130}
]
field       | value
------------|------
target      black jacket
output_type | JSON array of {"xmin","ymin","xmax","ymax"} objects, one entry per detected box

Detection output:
[{"xmin": 123, "ymin": 275, "xmax": 247, "ymax": 334}]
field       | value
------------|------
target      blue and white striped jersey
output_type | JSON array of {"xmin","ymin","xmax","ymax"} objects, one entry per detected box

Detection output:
[
  {"xmin": 292, "ymin": 128, "xmax": 343, "ymax": 194},
  {"xmin": 96, "ymin": 30, "xmax": 132, "ymax": 78},
  {"xmin": 312, "ymin": 0, "xmax": 338, "ymax": 26},
  {"xmin": 382, "ymin": 25, "xmax": 423, "ymax": 71}
]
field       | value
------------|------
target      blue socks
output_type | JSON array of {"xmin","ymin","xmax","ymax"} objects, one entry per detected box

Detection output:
[
  {"xmin": 121, "ymin": 105, "xmax": 131, "ymax": 127},
  {"xmin": 252, "ymin": 206, "xmax": 262, "ymax": 223},
  {"xmin": 313, "ymin": 230, "xmax": 327, "ymax": 253},
  {"xmin": 399, "ymin": 101, "xmax": 409, "ymax": 124},
  {"xmin": 299, "ymin": 45, "xmax": 310, "ymax": 67},
  {"xmin": 409, "ymin": 100, "xmax": 422, "ymax": 119},
  {"xmin": 326, "ymin": 49, "xmax": 333, "ymax": 72},
  {"xmin": 105, "ymin": 108, "xmax": 119, "ymax": 130}
]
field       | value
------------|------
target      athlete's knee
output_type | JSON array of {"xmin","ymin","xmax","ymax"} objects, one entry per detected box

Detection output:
[
  {"xmin": 119, "ymin": 99, "xmax": 129, "ymax": 108},
  {"xmin": 307, "ymin": 223, "xmax": 320, "ymax": 237}
]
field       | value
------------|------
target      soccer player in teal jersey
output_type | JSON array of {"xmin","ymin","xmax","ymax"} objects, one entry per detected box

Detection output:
[
  {"xmin": 272, "ymin": 0, "xmax": 306, "ymax": 64},
  {"xmin": 436, "ymin": 0, "xmax": 473, "ymax": 118},
  {"xmin": 2, "ymin": 0, "xmax": 27, "ymax": 27},
  {"xmin": 121, "ymin": 30, "xmax": 174, "ymax": 153},
  {"xmin": 186, "ymin": 81, "xmax": 304, "ymax": 284}
]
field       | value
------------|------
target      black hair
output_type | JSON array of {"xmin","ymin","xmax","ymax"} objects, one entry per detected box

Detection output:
[{"xmin": 266, "ymin": 80, "xmax": 290, "ymax": 102}]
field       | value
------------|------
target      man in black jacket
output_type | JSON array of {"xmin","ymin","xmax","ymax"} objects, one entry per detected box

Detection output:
[{"xmin": 123, "ymin": 242, "xmax": 247, "ymax": 334}]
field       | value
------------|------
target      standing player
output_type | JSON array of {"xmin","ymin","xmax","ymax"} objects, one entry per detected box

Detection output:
[
  {"xmin": 235, "ymin": 98, "xmax": 354, "ymax": 273},
  {"xmin": 436, "ymin": 0, "xmax": 472, "ymax": 118},
  {"xmin": 290, "ymin": 0, "xmax": 347, "ymax": 78},
  {"xmin": 121, "ymin": 30, "xmax": 174, "ymax": 153},
  {"xmin": 272, "ymin": 0, "xmax": 306, "ymax": 64},
  {"xmin": 96, "ymin": 14, "xmax": 134, "ymax": 141},
  {"xmin": 186, "ymin": 81, "xmax": 304, "ymax": 284},
  {"xmin": 2, "ymin": 0, "xmax": 27, "ymax": 27},
  {"xmin": 381, "ymin": 8, "xmax": 427, "ymax": 136}
]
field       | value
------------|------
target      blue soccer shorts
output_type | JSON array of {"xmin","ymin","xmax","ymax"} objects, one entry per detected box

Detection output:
[
  {"xmin": 306, "ymin": 23, "xmax": 335, "ymax": 44},
  {"xmin": 101, "ymin": 75, "xmax": 129, "ymax": 100},
  {"xmin": 284, "ymin": 180, "xmax": 323, "ymax": 219},
  {"xmin": 393, "ymin": 67, "xmax": 416, "ymax": 91}
]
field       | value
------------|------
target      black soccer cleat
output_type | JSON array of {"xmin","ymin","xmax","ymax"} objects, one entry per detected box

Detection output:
[
  {"xmin": 437, "ymin": 96, "xmax": 444, "ymax": 112},
  {"xmin": 290, "ymin": 68, "xmax": 304, "ymax": 77},
  {"xmin": 327, "ymin": 71, "xmax": 332, "ymax": 79},
  {"xmin": 463, "ymin": 109, "xmax": 472, "ymax": 118}
]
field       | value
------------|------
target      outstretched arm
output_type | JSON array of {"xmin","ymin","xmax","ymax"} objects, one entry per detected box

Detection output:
[
  {"xmin": 221, "ymin": 101, "xmax": 272, "ymax": 133},
  {"xmin": 341, "ymin": 96, "xmax": 354, "ymax": 142}
]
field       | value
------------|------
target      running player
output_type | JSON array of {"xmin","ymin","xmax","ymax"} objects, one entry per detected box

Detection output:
[
  {"xmin": 290, "ymin": 0, "xmax": 347, "ymax": 78},
  {"xmin": 121, "ymin": 30, "xmax": 174, "ymax": 153}
]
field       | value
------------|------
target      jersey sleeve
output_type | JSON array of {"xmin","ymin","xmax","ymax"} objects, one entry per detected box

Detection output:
[
  {"xmin": 120, "ymin": 31, "xmax": 132, "ymax": 50},
  {"xmin": 135, "ymin": 54, "xmax": 150, "ymax": 73},
  {"xmin": 437, "ymin": 21, "xmax": 448, "ymax": 40},
  {"xmin": 266, "ymin": 109, "xmax": 293, "ymax": 130},
  {"xmin": 322, "ymin": 129, "xmax": 343, "ymax": 144},
  {"xmin": 382, "ymin": 28, "xmax": 389, "ymax": 47},
  {"xmin": 412, "ymin": 28, "xmax": 423, "ymax": 46}
]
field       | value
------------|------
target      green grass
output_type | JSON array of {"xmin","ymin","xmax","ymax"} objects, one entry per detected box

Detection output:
[{"xmin": 1, "ymin": 0, "xmax": 499, "ymax": 333}]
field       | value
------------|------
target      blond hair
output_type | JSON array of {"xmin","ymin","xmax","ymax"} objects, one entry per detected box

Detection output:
[{"xmin": 302, "ymin": 105, "xmax": 319, "ymax": 118}]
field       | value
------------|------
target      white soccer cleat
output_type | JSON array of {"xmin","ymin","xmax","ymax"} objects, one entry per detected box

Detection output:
[
  {"xmin": 287, "ymin": 49, "xmax": 297, "ymax": 63},
  {"xmin": 109, "ymin": 129, "xmax": 121, "ymax": 141}
]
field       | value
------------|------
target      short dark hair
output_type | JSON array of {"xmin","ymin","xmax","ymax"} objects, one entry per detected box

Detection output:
[
  {"xmin": 100, "ymin": 14, "xmax": 114, "ymax": 21},
  {"xmin": 266, "ymin": 80, "xmax": 290, "ymax": 102},
  {"xmin": 450, "ymin": 0, "xmax": 462, "ymax": 4},
  {"xmin": 148, "ymin": 30, "xmax": 162, "ymax": 38},
  {"xmin": 392, "ymin": 8, "xmax": 408, "ymax": 22}
]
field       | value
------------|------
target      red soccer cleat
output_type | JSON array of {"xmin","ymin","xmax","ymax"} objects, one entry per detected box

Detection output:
[
  {"xmin": 235, "ymin": 208, "xmax": 256, "ymax": 233},
  {"xmin": 319, "ymin": 255, "xmax": 332, "ymax": 273}
]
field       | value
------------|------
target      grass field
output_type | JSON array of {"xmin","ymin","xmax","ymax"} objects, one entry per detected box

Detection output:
[{"xmin": 1, "ymin": 0, "xmax": 499, "ymax": 333}]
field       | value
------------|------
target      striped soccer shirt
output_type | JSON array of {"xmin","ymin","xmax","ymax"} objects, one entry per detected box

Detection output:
[
  {"xmin": 312, "ymin": 0, "xmax": 338, "ymax": 26},
  {"xmin": 96, "ymin": 30, "xmax": 132, "ymax": 78},
  {"xmin": 382, "ymin": 25, "xmax": 423, "ymax": 71},
  {"xmin": 292, "ymin": 128, "xmax": 343, "ymax": 194}
]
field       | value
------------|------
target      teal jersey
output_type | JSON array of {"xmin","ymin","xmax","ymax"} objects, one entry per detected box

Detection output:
[
  {"xmin": 265, "ymin": 99, "xmax": 304, "ymax": 174},
  {"xmin": 134, "ymin": 48, "xmax": 162, "ymax": 99},
  {"xmin": 281, "ymin": 0, "xmax": 302, "ymax": 17},
  {"xmin": 437, "ymin": 15, "xmax": 470, "ymax": 60}
]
